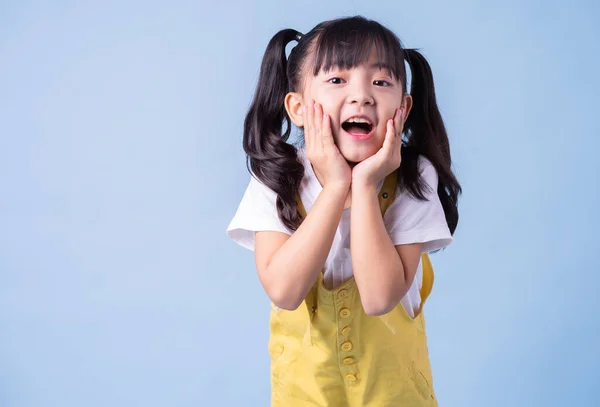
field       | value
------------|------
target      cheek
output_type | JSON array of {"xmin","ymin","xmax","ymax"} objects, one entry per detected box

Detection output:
[
  {"xmin": 379, "ymin": 104, "xmax": 401, "ymax": 126},
  {"xmin": 318, "ymin": 102, "xmax": 341, "ymax": 129}
]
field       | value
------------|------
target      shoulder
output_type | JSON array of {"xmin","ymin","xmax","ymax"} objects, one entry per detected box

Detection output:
[
  {"xmin": 384, "ymin": 154, "xmax": 452, "ymax": 250},
  {"xmin": 227, "ymin": 173, "xmax": 280, "ymax": 226},
  {"xmin": 393, "ymin": 155, "xmax": 438, "ymax": 200},
  {"xmin": 226, "ymin": 171, "xmax": 291, "ymax": 251},
  {"xmin": 416, "ymin": 156, "xmax": 438, "ymax": 188},
  {"xmin": 247, "ymin": 172, "xmax": 277, "ymax": 200},
  {"xmin": 417, "ymin": 155, "xmax": 434, "ymax": 172}
]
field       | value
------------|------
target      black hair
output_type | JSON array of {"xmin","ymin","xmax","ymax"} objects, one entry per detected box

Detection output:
[{"xmin": 243, "ymin": 16, "xmax": 461, "ymax": 234}]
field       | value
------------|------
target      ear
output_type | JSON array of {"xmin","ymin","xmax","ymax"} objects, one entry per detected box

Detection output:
[
  {"xmin": 401, "ymin": 94, "xmax": 413, "ymax": 121},
  {"xmin": 285, "ymin": 91, "xmax": 305, "ymax": 127}
]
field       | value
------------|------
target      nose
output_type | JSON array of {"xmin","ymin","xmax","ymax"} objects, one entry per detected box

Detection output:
[{"xmin": 347, "ymin": 80, "xmax": 375, "ymax": 106}]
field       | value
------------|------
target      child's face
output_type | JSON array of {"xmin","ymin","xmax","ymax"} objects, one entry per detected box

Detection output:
[{"xmin": 301, "ymin": 51, "xmax": 410, "ymax": 163}]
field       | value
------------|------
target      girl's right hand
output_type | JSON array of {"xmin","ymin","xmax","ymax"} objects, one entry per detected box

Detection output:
[{"xmin": 304, "ymin": 100, "xmax": 352, "ymax": 190}]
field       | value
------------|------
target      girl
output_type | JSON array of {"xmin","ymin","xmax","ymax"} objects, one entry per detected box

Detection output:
[{"xmin": 227, "ymin": 16, "xmax": 461, "ymax": 407}]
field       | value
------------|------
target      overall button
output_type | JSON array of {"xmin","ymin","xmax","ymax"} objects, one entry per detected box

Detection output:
[
  {"xmin": 339, "ymin": 308, "xmax": 351, "ymax": 319},
  {"xmin": 337, "ymin": 289, "xmax": 348, "ymax": 299},
  {"xmin": 341, "ymin": 341, "xmax": 353, "ymax": 352},
  {"xmin": 341, "ymin": 326, "xmax": 351, "ymax": 336},
  {"xmin": 343, "ymin": 357, "xmax": 354, "ymax": 365},
  {"xmin": 346, "ymin": 373, "xmax": 357, "ymax": 383}
]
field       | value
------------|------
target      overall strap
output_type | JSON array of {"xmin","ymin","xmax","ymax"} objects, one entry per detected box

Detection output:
[
  {"xmin": 377, "ymin": 170, "xmax": 398, "ymax": 215},
  {"xmin": 295, "ymin": 170, "xmax": 398, "ymax": 217},
  {"xmin": 295, "ymin": 170, "xmax": 434, "ymax": 334},
  {"xmin": 296, "ymin": 172, "xmax": 401, "ymax": 340}
]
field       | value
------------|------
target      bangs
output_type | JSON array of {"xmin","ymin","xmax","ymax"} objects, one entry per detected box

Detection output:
[{"xmin": 311, "ymin": 17, "xmax": 405, "ymax": 80}]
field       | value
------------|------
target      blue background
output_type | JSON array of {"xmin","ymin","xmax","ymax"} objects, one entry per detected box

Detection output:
[{"xmin": 1, "ymin": 0, "xmax": 599, "ymax": 406}]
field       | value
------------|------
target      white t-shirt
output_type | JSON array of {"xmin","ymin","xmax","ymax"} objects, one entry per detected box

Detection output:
[{"xmin": 226, "ymin": 148, "xmax": 452, "ymax": 317}]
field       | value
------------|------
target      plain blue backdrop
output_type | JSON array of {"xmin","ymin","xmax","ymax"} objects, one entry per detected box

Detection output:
[{"xmin": 1, "ymin": 0, "xmax": 599, "ymax": 406}]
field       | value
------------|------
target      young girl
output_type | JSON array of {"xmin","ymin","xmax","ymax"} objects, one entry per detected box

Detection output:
[{"xmin": 227, "ymin": 16, "xmax": 461, "ymax": 407}]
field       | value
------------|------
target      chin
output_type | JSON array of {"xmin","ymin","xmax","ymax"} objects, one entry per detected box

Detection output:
[
  {"xmin": 339, "ymin": 144, "xmax": 380, "ymax": 164},
  {"xmin": 334, "ymin": 129, "xmax": 385, "ymax": 163}
]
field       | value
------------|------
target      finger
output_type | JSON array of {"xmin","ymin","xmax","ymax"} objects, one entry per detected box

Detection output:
[
  {"xmin": 394, "ymin": 107, "xmax": 405, "ymax": 138},
  {"xmin": 392, "ymin": 110, "xmax": 403, "ymax": 161},
  {"xmin": 314, "ymin": 103, "xmax": 324, "ymax": 148},
  {"xmin": 305, "ymin": 100, "xmax": 315, "ymax": 149},
  {"xmin": 321, "ymin": 112, "xmax": 335, "ymax": 147},
  {"xmin": 382, "ymin": 119, "xmax": 395, "ymax": 151},
  {"xmin": 396, "ymin": 108, "xmax": 404, "ymax": 155}
]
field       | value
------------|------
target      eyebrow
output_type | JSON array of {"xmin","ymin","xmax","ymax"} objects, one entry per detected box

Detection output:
[
  {"xmin": 322, "ymin": 62, "xmax": 394, "ymax": 76},
  {"xmin": 369, "ymin": 63, "xmax": 393, "ymax": 72}
]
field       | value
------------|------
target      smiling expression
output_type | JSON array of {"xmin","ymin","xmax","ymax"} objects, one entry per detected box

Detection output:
[{"xmin": 286, "ymin": 46, "xmax": 410, "ymax": 165}]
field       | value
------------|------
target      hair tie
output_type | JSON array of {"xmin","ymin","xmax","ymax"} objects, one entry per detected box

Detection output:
[{"xmin": 295, "ymin": 32, "xmax": 303, "ymax": 42}]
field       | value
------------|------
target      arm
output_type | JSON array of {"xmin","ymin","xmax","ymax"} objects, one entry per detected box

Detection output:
[
  {"xmin": 255, "ymin": 184, "xmax": 347, "ymax": 310},
  {"xmin": 350, "ymin": 182, "xmax": 423, "ymax": 316},
  {"xmin": 256, "ymin": 100, "xmax": 352, "ymax": 310}
]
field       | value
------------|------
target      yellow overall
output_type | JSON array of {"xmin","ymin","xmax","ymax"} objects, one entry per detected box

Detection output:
[{"xmin": 268, "ymin": 171, "xmax": 438, "ymax": 406}]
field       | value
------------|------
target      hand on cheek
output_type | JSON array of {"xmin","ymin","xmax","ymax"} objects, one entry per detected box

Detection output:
[
  {"xmin": 351, "ymin": 107, "xmax": 405, "ymax": 188},
  {"xmin": 303, "ymin": 100, "xmax": 352, "ymax": 190}
]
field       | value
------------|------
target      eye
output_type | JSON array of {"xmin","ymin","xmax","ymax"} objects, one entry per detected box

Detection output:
[
  {"xmin": 374, "ymin": 80, "xmax": 391, "ymax": 87},
  {"xmin": 328, "ymin": 77, "xmax": 345, "ymax": 84}
]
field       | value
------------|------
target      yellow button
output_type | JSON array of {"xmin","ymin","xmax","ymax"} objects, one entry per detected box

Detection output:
[
  {"xmin": 341, "ymin": 326, "xmax": 351, "ymax": 336},
  {"xmin": 341, "ymin": 341, "xmax": 353, "ymax": 352},
  {"xmin": 337, "ymin": 289, "xmax": 348, "ymax": 299},
  {"xmin": 343, "ymin": 357, "xmax": 354, "ymax": 365},
  {"xmin": 339, "ymin": 308, "xmax": 350, "ymax": 318},
  {"xmin": 346, "ymin": 373, "xmax": 357, "ymax": 383}
]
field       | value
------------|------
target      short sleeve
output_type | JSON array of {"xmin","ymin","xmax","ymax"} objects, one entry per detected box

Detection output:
[
  {"xmin": 226, "ymin": 175, "xmax": 292, "ymax": 251},
  {"xmin": 383, "ymin": 158, "xmax": 452, "ymax": 253}
]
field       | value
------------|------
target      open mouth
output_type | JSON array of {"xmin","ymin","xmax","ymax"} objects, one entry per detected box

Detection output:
[{"xmin": 342, "ymin": 117, "xmax": 374, "ymax": 140}]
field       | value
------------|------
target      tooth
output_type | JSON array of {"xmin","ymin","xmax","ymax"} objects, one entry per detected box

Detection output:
[{"xmin": 347, "ymin": 117, "xmax": 371, "ymax": 124}]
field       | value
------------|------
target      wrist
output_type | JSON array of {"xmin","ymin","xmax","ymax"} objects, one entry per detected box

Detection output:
[
  {"xmin": 351, "ymin": 181, "xmax": 378, "ymax": 197},
  {"xmin": 322, "ymin": 182, "xmax": 350, "ymax": 198},
  {"xmin": 351, "ymin": 174, "xmax": 379, "ymax": 191}
]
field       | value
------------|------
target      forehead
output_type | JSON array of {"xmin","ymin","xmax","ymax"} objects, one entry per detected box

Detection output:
[
  {"xmin": 308, "ymin": 28, "xmax": 404, "ymax": 77},
  {"xmin": 315, "ymin": 49, "xmax": 393, "ymax": 75}
]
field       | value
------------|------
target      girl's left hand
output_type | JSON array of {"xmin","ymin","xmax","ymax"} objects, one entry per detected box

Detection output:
[{"xmin": 352, "ymin": 107, "xmax": 405, "ymax": 188}]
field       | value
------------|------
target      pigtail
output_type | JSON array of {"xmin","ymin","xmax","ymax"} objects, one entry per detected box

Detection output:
[
  {"xmin": 402, "ymin": 48, "xmax": 461, "ymax": 235},
  {"xmin": 243, "ymin": 29, "xmax": 305, "ymax": 231}
]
